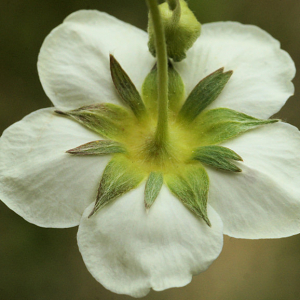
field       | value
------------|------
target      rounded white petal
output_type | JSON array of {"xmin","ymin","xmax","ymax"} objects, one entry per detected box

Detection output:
[
  {"xmin": 207, "ymin": 122, "xmax": 300, "ymax": 239},
  {"xmin": 38, "ymin": 10, "xmax": 155, "ymax": 110},
  {"xmin": 77, "ymin": 184, "xmax": 223, "ymax": 298},
  {"xmin": 176, "ymin": 22, "xmax": 295, "ymax": 119},
  {"xmin": 0, "ymin": 108, "xmax": 110, "ymax": 228}
]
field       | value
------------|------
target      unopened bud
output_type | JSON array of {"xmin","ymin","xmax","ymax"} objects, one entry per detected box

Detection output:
[{"xmin": 148, "ymin": 0, "xmax": 201, "ymax": 62}]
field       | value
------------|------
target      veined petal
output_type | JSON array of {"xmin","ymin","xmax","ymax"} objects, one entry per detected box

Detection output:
[
  {"xmin": 0, "ymin": 109, "xmax": 110, "ymax": 228},
  {"xmin": 78, "ymin": 184, "xmax": 223, "ymax": 298},
  {"xmin": 38, "ymin": 10, "xmax": 155, "ymax": 110},
  {"xmin": 208, "ymin": 122, "xmax": 300, "ymax": 239},
  {"xmin": 176, "ymin": 22, "xmax": 295, "ymax": 119}
]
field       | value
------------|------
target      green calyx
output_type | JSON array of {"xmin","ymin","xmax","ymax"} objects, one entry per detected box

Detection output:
[
  {"xmin": 145, "ymin": 172, "xmax": 164, "ymax": 209},
  {"xmin": 178, "ymin": 68, "xmax": 233, "ymax": 122},
  {"xmin": 55, "ymin": 103, "xmax": 134, "ymax": 140},
  {"xmin": 148, "ymin": 0, "xmax": 201, "ymax": 61},
  {"xmin": 166, "ymin": 164, "xmax": 211, "ymax": 226},
  {"xmin": 110, "ymin": 55, "xmax": 146, "ymax": 119},
  {"xmin": 67, "ymin": 140, "xmax": 126, "ymax": 156},
  {"xmin": 192, "ymin": 146, "xmax": 243, "ymax": 173},
  {"xmin": 192, "ymin": 108, "xmax": 279, "ymax": 146},
  {"xmin": 57, "ymin": 55, "xmax": 278, "ymax": 225},
  {"xmin": 142, "ymin": 60, "xmax": 185, "ymax": 114},
  {"xmin": 89, "ymin": 156, "xmax": 146, "ymax": 217}
]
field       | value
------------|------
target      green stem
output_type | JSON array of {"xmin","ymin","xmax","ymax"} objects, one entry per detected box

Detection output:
[
  {"xmin": 167, "ymin": 0, "xmax": 177, "ymax": 10},
  {"xmin": 146, "ymin": 0, "xmax": 169, "ymax": 147},
  {"xmin": 168, "ymin": 0, "xmax": 181, "ymax": 24}
]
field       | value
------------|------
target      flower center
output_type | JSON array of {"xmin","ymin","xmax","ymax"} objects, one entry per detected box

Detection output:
[{"xmin": 121, "ymin": 114, "xmax": 198, "ymax": 175}]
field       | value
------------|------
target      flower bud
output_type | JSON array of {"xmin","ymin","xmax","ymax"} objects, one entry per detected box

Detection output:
[{"xmin": 148, "ymin": 0, "xmax": 201, "ymax": 62}]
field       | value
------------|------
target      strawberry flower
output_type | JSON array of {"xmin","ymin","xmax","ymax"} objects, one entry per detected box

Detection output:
[{"xmin": 0, "ymin": 5, "xmax": 299, "ymax": 298}]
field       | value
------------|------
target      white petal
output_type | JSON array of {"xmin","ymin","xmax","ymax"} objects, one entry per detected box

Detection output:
[
  {"xmin": 207, "ymin": 122, "xmax": 300, "ymax": 239},
  {"xmin": 176, "ymin": 22, "xmax": 295, "ymax": 119},
  {"xmin": 77, "ymin": 184, "xmax": 223, "ymax": 298},
  {"xmin": 0, "ymin": 108, "xmax": 110, "ymax": 228},
  {"xmin": 38, "ymin": 10, "xmax": 155, "ymax": 110}
]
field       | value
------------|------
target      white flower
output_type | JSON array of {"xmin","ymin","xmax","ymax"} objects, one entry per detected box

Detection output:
[{"xmin": 0, "ymin": 10, "xmax": 299, "ymax": 298}]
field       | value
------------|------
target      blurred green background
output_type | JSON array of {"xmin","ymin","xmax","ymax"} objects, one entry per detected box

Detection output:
[{"xmin": 0, "ymin": 0, "xmax": 300, "ymax": 299}]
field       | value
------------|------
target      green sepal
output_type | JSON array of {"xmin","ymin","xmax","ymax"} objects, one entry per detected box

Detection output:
[
  {"xmin": 55, "ymin": 103, "xmax": 133, "ymax": 140},
  {"xmin": 144, "ymin": 172, "xmax": 163, "ymax": 209},
  {"xmin": 89, "ymin": 157, "xmax": 146, "ymax": 217},
  {"xmin": 66, "ymin": 140, "xmax": 126, "ymax": 156},
  {"xmin": 178, "ymin": 68, "xmax": 233, "ymax": 122},
  {"xmin": 194, "ymin": 108, "xmax": 279, "ymax": 145},
  {"xmin": 142, "ymin": 61, "xmax": 185, "ymax": 114},
  {"xmin": 110, "ymin": 55, "xmax": 146, "ymax": 118},
  {"xmin": 148, "ymin": 0, "xmax": 201, "ymax": 62},
  {"xmin": 165, "ymin": 165, "xmax": 211, "ymax": 226},
  {"xmin": 192, "ymin": 146, "xmax": 243, "ymax": 172}
]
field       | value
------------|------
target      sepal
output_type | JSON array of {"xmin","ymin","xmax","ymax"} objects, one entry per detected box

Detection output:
[
  {"xmin": 89, "ymin": 157, "xmax": 145, "ymax": 217},
  {"xmin": 55, "ymin": 103, "xmax": 134, "ymax": 140},
  {"xmin": 110, "ymin": 55, "xmax": 146, "ymax": 118},
  {"xmin": 144, "ymin": 172, "xmax": 163, "ymax": 209},
  {"xmin": 194, "ymin": 108, "xmax": 279, "ymax": 145},
  {"xmin": 192, "ymin": 146, "xmax": 242, "ymax": 172},
  {"xmin": 67, "ymin": 140, "xmax": 126, "ymax": 156},
  {"xmin": 178, "ymin": 68, "xmax": 233, "ymax": 122},
  {"xmin": 166, "ymin": 164, "xmax": 211, "ymax": 226},
  {"xmin": 142, "ymin": 61, "xmax": 185, "ymax": 114}
]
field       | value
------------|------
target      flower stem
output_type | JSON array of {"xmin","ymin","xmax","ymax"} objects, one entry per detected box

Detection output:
[
  {"xmin": 146, "ymin": 0, "xmax": 169, "ymax": 148},
  {"xmin": 168, "ymin": 0, "xmax": 181, "ymax": 24}
]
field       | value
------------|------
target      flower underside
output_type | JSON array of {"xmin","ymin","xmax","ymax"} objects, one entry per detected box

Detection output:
[{"xmin": 56, "ymin": 55, "xmax": 278, "ymax": 226}]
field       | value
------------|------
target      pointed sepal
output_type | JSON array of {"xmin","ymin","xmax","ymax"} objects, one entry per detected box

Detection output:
[
  {"xmin": 67, "ymin": 140, "xmax": 126, "ymax": 156},
  {"xmin": 194, "ymin": 108, "xmax": 279, "ymax": 145},
  {"xmin": 178, "ymin": 68, "xmax": 233, "ymax": 122},
  {"xmin": 110, "ymin": 55, "xmax": 146, "ymax": 118},
  {"xmin": 165, "ymin": 165, "xmax": 211, "ymax": 226},
  {"xmin": 55, "ymin": 103, "xmax": 133, "ymax": 140},
  {"xmin": 142, "ymin": 61, "xmax": 185, "ymax": 114},
  {"xmin": 89, "ymin": 157, "xmax": 145, "ymax": 217},
  {"xmin": 144, "ymin": 172, "xmax": 163, "ymax": 209},
  {"xmin": 192, "ymin": 146, "xmax": 242, "ymax": 172}
]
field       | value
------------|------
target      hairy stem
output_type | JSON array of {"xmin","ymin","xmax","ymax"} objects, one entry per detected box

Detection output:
[
  {"xmin": 146, "ymin": 0, "xmax": 169, "ymax": 147},
  {"xmin": 167, "ymin": 0, "xmax": 181, "ymax": 24}
]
